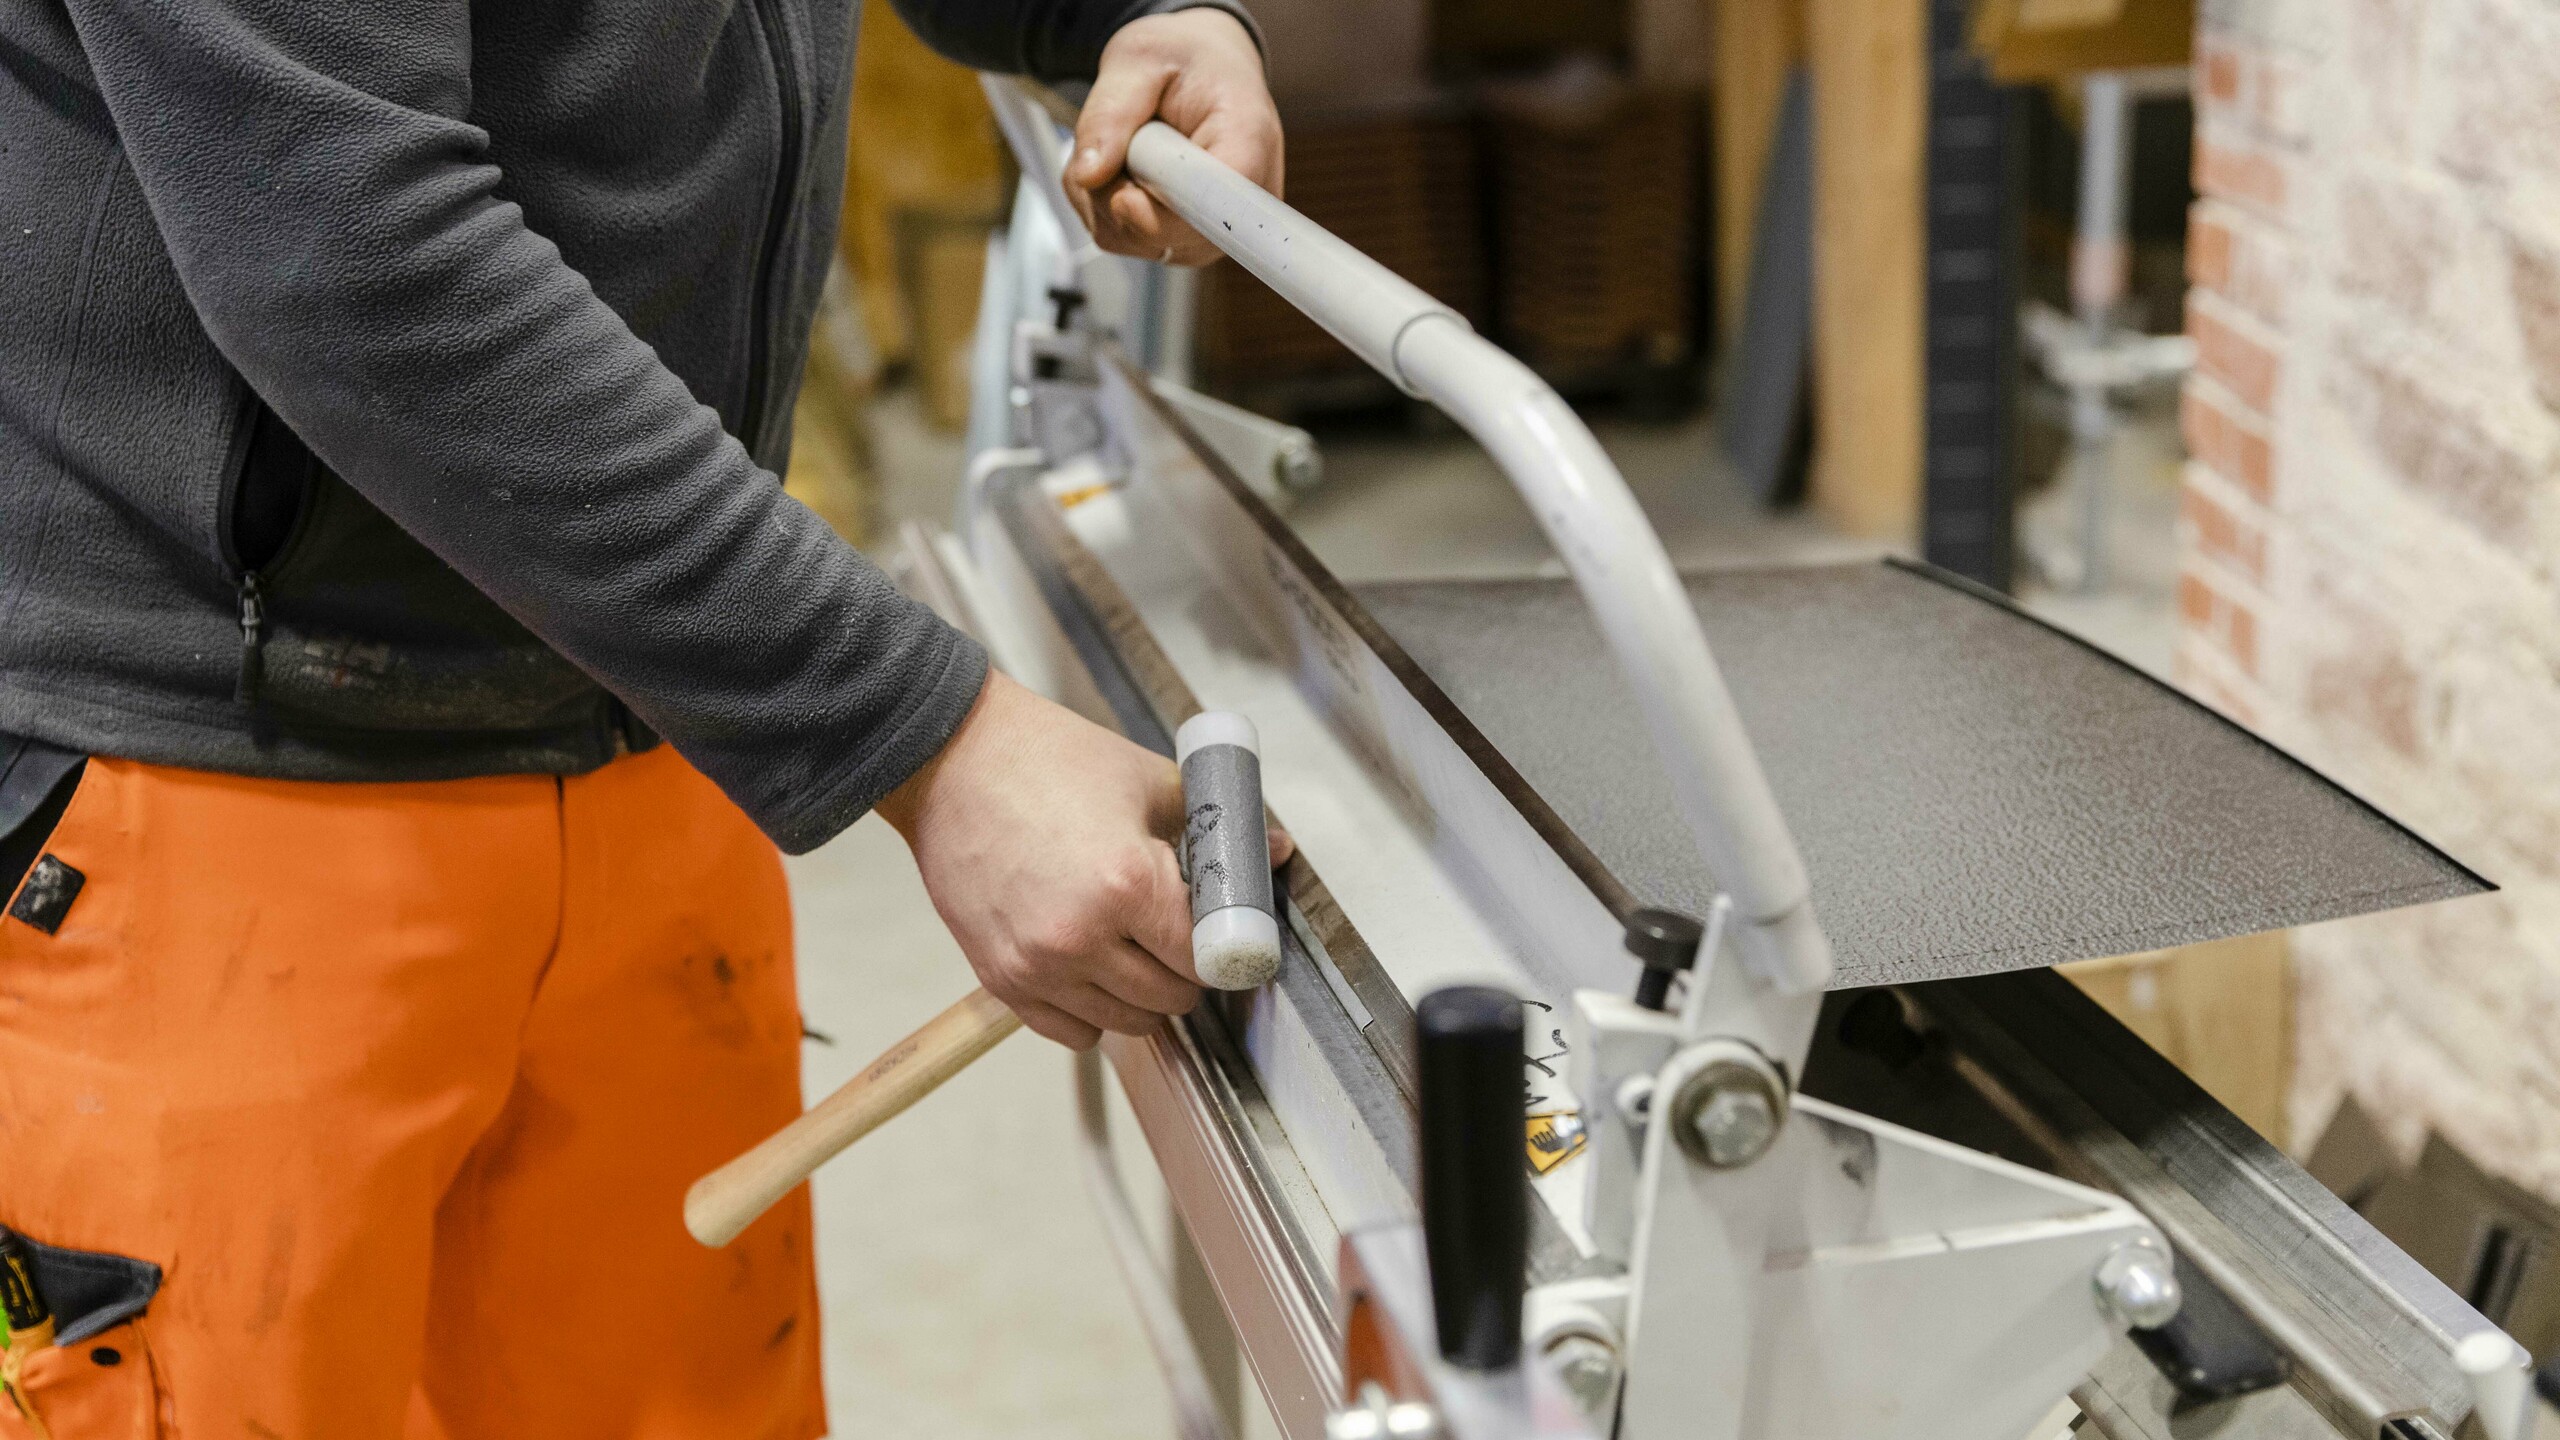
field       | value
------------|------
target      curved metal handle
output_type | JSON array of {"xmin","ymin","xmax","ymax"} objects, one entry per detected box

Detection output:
[{"xmin": 989, "ymin": 80, "xmax": 1830, "ymax": 993}]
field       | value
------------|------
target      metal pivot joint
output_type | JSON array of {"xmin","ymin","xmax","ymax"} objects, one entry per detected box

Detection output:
[{"xmin": 1661, "ymin": 1038, "xmax": 1789, "ymax": 1171}]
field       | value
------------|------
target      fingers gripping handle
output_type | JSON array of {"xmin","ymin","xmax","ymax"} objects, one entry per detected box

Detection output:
[
  {"xmin": 1177, "ymin": 712, "xmax": 1281, "ymax": 990},
  {"xmin": 686, "ymin": 712, "xmax": 1279, "ymax": 1249}
]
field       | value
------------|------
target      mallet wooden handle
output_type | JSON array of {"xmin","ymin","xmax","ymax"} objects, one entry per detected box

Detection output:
[{"xmin": 685, "ymin": 986, "xmax": 1021, "ymax": 1247}]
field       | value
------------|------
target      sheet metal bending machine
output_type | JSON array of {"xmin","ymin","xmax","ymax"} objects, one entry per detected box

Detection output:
[{"xmin": 888, "ymin": 77, "xmax": 2538, "ymax": 1440}]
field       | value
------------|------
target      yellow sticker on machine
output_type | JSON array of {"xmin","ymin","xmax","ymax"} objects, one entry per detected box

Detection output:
[{"xmin": 1526, "ymin": 1110, "xmax": 1587, "ymax": 1175}]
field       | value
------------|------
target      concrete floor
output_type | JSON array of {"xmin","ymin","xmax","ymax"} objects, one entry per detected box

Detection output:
[
  {"xmin": 796, "ymin": 383, "xmax": 2183, "ymax": 1437},
  {"xmin": 802, "ymin": 389, "xmax": 1236, "ymax": 1439},
  {"xmin": 791, "ymin": 814, "xmax": 1188, "ymax": 1439}
]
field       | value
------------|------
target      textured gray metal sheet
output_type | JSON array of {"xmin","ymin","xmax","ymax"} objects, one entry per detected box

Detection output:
[{"xmin": 1352, "ymin": 561, "xmax": 2487, "ymax": 988}]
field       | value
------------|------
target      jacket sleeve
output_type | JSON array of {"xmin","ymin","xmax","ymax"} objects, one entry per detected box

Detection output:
[
  {"xmin": 59, "ymin": 0, "xmax": 981, "ymax": 854},
  {"xmin": 890, "ymin": 0, "xmax": 1263, "ymax": 80}
]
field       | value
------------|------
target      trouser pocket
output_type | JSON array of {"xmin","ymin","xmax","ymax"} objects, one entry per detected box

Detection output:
[
  {"xmin": 0, "ymin": 1320, "xmax": 163, "ymax": 1439},
  {"xmin": 0, "ymin": 1234, "xmax": 164, "ymax": 1439},
  {"xmin": 0, "ymin": 739, "xmax": 87, "ymax": 910}
]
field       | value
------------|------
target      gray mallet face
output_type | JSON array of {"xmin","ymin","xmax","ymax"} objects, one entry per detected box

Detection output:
[{"xmin": 1175, "ymin": 711, "xmax": 1282, "ymax": 990}]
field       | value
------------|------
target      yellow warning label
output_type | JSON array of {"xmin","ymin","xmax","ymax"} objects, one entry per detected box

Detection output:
[{"xmin": 1526, "ymin": 1110, "xmax": 1587, "ymax": 1175}]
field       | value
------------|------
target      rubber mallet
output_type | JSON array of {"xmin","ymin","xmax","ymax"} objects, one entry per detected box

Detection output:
[{"xmin": 685, "ymin": 710, "xmax": 1283, "ymax": 1248}]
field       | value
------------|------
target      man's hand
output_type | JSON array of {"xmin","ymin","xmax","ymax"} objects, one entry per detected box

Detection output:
[
  {"xmin": 878, "ymin": 671, "xmax": 1292, "ymax": 1049},
  {"xmin": 1066, "ymin": 7, "xmax": 1282, "ymax": 267}
]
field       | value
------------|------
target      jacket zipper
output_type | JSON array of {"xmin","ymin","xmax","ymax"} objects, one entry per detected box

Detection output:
[
  {"xmin": 235, "ymin": 572, "xmax": 267, "ymax": 705},
  {"xmin": 215, "ymin": 395, "xmax": 314, "ymax": 710},
  {"xmin": 214, "ymin": 390, "xmax": 268, "ymax": 707},
  {"xmin": 741, "ymin": 0, "xmax": 805, "ymax": 458}
]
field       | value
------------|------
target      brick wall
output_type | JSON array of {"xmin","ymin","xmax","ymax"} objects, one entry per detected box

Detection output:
[{"xmin": 2182, "ymin": 0, "xmax": 2560, "ymax": 1192}]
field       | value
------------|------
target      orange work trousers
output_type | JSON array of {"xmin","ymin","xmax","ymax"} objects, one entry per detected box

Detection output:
[{"xmin": 0, "ymin": 745, "xmax": 825, "ymax": 1438}]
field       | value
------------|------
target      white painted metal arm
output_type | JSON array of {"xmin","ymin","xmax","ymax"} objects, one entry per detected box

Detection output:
[
  {"xmin": 1005, "ymin": 86, "xmax": 1828, "ymax": 992},
  {"xmin": 981, "ymin": 76, "xmax": 1091, "ymax": 264}
]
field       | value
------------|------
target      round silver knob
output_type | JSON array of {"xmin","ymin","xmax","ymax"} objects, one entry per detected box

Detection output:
[{"xmin": 2093, "ymin": 1237, "xmax": 2183, "ymax": 1330}]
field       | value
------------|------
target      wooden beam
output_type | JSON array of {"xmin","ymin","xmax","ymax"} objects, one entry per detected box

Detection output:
[
  {"xmin": 1709, "ymin": 0, "xmax": 1805, "ymax": 335},
  {"xmin": 1805, "ymin": 0, "xmax": 1928, "ymax": 540},
  {"xmin": 842, "ymin": 0, "xmax": 1007, "ymax": 367},
  {"xmin": 1974, "ymin": 0, "xmax": 2195, "ymax": 82},
  {"xmin": 2063, "ymin": 931, "xmax": 2294, "ymax": 1148}
]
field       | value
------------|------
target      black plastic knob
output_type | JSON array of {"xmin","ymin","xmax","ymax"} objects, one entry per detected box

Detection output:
[
  {"xmin": 1624, "ymin": 907, "xmax": 1705, "ymax": 1011},
  {"xmin": 1416, "ymin": 985, "xmax": 1527, "ymax": 1371}
]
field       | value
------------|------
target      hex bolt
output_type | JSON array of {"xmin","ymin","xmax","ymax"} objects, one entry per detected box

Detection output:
[
  {"xmin": 2092, "ymin": 1238, "xmax": 2183, "ymax": 1330},
  {"xmin": 1692, "ymin": 1085, "xmax": 1776, "ymax": 1166},
  {"xmin": 1542, "ymin": 1330, "xmax": 1623, "ymax": 1419},
  {"xmin": 1665, "ymin": 1048, "xmax": 1789, "ymax": 1170},
  {"xmin": 1276, "ymin": 440, "xmax": 1323, "ymax": 493}
]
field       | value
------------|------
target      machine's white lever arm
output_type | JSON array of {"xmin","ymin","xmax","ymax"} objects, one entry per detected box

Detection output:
[
  {"xmin": 1087, "ymin": 104, "xmax": 1829, "ymax": 992},
  {"xmin": 980, "ymin": 75, "xmax": 1091, "ymax": 265}
]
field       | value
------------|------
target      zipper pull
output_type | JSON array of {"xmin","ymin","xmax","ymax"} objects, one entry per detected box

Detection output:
[{"xmin": 235, "ymin": 571, "xmax": 266, "ymax": 705}]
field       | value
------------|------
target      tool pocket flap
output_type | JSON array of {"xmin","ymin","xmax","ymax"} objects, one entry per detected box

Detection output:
[{"xmin": 19, "ymin": 1240, "xmax": 157, "ymax": 1347}]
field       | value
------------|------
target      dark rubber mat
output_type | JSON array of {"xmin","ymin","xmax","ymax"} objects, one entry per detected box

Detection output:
[{"xmin": 1353, "ymin": 561, "xmax": 2486, "ymax": 987}]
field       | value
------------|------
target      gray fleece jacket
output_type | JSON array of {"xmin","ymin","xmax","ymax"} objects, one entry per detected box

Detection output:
[{"xmin": 0, "ymin": 0, "xmax": 1250, "ymax": 853}]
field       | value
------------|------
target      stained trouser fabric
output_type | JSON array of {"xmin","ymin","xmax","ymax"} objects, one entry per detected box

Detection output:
[{"xmin": 0, "ymin": 744, "xmax": 824, "ymax": 1438}]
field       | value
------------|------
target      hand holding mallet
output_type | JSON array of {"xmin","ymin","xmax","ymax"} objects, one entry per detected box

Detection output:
[{"xmin": 685, "ymin": 711, "xmax": 1282, "ymax": 1248}]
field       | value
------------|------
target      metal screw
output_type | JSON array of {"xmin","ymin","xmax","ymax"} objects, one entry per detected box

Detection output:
[
  {"xmin": 1614, "ymin": 1073, "xmax": 1656, "ymax": 1134},
  {"xmin": 2093, "ymin": 1238, "xmax": 2183, "ymax": 1330},
  {"xmin": 1543, "ymin": 1331, "xmax": 1623, "ymax": 1419},
  {"xmin": 1667, "ymin": 1053, "xmax": 1787, "ymax": 1169},
  {"xmin": 1691, "ymin": 1086, "xmax": 1777, "ymax": 1166},
  {"xmin": 1276, "ymin": 439, "xmax": 1323, "ymax": 493}
]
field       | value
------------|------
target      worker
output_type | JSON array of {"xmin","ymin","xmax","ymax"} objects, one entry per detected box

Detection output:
[{"xmin": 0, "ymin": 0, "xmax": 1282, "ymax": 1434}]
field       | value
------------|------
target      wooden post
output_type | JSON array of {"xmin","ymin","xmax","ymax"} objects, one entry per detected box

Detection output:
[
  {"xmin": 2062, "ymin": 931, "xmax": 2295, "ymax": 1148},
  {"xmin": 1805, "ymin": 0, "xmax": 1928, "ymax": 540},
  {"xmin": 842, "ymin": 0, "xmax": 1007, "ymax": 369},
  {"xmin": 1710, "ymin": 0, "xmax": 1806, "ymax": 335}
]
